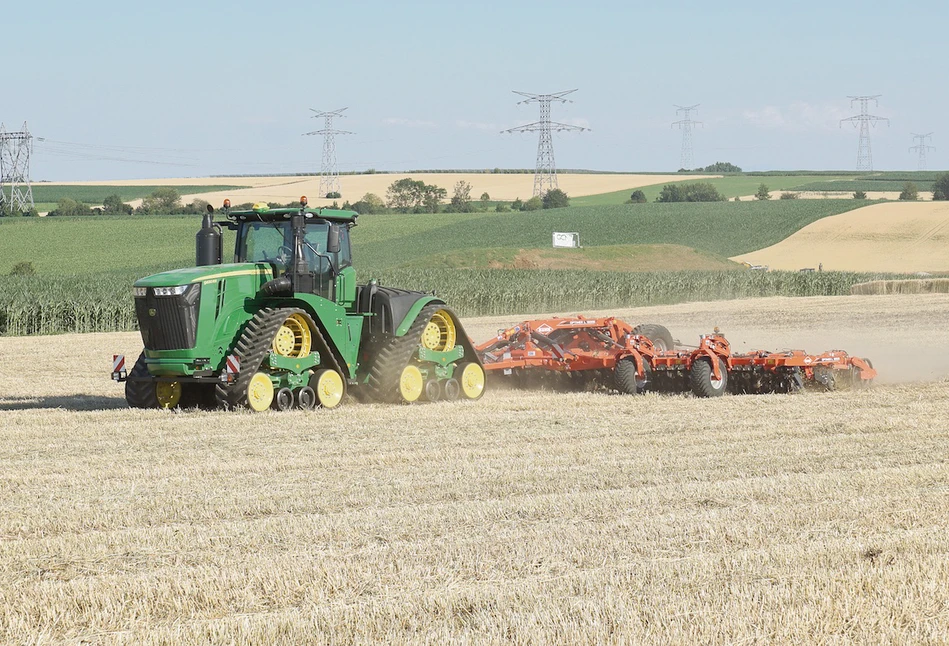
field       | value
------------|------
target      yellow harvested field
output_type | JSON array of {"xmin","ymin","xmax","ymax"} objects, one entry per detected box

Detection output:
[
  {"xmin": 59, "ymin": 173, "xmax": 716, "ymax": 206},
  {"xmin": 732, "ymin": 201, "xmax": 949, "ymax": 272},
  {"xmin": 2, "ymin": 294, "xmax": 948, "ymax": 643}
]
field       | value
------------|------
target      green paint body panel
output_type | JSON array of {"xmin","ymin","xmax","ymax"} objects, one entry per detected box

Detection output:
[
  {"xmin": 266, "ymin": 352, "xmax": 320, "ymax": 374},
  {"xmin": 395, "ymin": 296, "xmax": 443, "ymax": 337}
]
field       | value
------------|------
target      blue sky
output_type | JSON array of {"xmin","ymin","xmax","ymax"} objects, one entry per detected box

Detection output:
[{"xmin": 9, "ymin": 0, "xmax": 947, "ymax": 180}]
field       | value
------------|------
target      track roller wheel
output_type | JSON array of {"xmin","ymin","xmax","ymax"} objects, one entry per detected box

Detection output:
[
  {"xmin": 615, "ymin": 356, "xmax": 651, "ymax": 395},
  {"xmin": 312, "ymin": 369, "xmax": 345, "ymax": 409},
  {"xmin": 443, "ymin": 378, "xmax": 461, "ymax": 401},
  {"xmin": 155, "ymin": 381, "xmax": 183, "ymax": 409},
  {"xmin": 690, "ymin": 357, "xmax": 728, "ymax": 398},
  {"xmin": 246, "ymin": 372, "xmax": 275, "ymax": 411},
  {"xmin": 423, "ymin": 379, "xmax": 442, "ymax": 402},
  {"xmin": 297, "ymin": 386, "xmax": 317, "ymax": 410},
  {"xmin": 398, "ymin": 365, "xmax": 424, "ymax": 403},
  {"xmin": 457, "ymin": 362, "xmax": 486, "ymax": 400},
  {"xmin": 272, "ymin": 387, "xmax": 294, "ymax": 411}
]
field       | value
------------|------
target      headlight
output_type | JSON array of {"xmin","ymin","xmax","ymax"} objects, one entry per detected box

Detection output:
[
  {"xmin": 153, "ymin": 285, "xmax": 190, "ymax": 296},
  {"xmin": 133, "ymin": 287, "xmax": 147, "ymax": 297}
]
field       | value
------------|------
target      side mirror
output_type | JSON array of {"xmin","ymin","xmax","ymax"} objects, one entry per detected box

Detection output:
[{"xmin": 327, "ymin": 225, "xmax": 341, "ymax": 254}]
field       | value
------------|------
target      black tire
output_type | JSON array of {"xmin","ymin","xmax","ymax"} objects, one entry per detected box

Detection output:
[
  {"xmin": 364, "ymin": 303, "xmax": 442, "ymax": 403},
  {"xmin": 272, "ymin": 387, "xmax": 294, "ymax": 411},
  {"xmin": 443, "ymin": 378, "xmax": 461, "ymax": 400},
  {"xmin": 297, "ymin": 386, "xmax": 317, "ymax": 410},
  {"xmin": 690, "ymin": 357, "xmax": 728, "ymax": 397},
  {"xmin": 632, "ymin": 323, "xmax": 675, "ymax": 351},
  {"xmin": 423, "ymin": 379, "xmax": 441, "ymax": 402},
  {"xmin": 615, "ymin": 356, "xmax": 650, "ymax": 395},
  {"xmin": 125, "ymin": 352, "xmax": 159, "ymax": 409}
]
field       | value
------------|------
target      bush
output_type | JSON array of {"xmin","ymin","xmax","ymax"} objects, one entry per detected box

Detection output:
[
  {"xmin": 325, "ymin": 191, "xmax": 341, "ymax": 199},
  {"xmin": 102, "ymin": 194, "xmax": 133, "ymax": 215},
  {"xmin": 48, "ymin": 198, "xmax": 92, "ymax": 217},
  {"xmin": 755, "ymin": 184, "xmax": 771, "ymax": 201},
  {"xmin": 495, "ymin": 203, "xmax": 510, "ymax": 213},
  {"xmin": 521, "ymin": 196, "xmax": 543, "ymax": 212},
  {"xmin": 853, "ymin": 190, "xmax": 868, "ymax": 200},
  {"xmin": 899, "ymin": 182, "xmax": 919, "ymax": 201},
  {"xmin": 700, "ymin": 161, "xmax": 742, "ymax": 173},
  {"xmin": 9, "ymin": 261, "xmax": 35, "ymax": 276},
  {"xmin": 511, "ymin": 198, "xmax": 523, "ymax": 211},
  {"xmin": 932, "ymin": 173, "xmax": 949, "ymax": 201},
  {"xmin": 542, "ymin": 188, "xmax": 569, "ymax": 209},
  {"xmin": 628, "ymin": 190, "xmax": 647, "ymax": 204},
  {"xmin": 779, "ymin": 192, "xmax": 799, "ymax": 200},
  {"xmin": 656, "ymin": 182, "xmax": 724, "ymax": 203}
]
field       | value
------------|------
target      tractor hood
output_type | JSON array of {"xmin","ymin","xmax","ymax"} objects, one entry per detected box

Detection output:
[{"xmin": 134, "ymin": 263, "xmax": 274, "ymax": 288}]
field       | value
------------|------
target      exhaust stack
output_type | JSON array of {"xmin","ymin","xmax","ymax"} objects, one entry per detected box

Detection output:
[{"xmin": 196, "ymin": 204, "xmax": 222, "ymax": 266}]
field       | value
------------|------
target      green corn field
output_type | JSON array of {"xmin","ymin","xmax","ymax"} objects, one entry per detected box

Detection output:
[{"xmin": 0, "ymin": 269, "xmax": 899, "ymax": 336}]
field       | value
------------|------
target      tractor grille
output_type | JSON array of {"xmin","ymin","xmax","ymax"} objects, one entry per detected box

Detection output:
[{"xmin": 135, "ymin": 284, "xmax": 201, "ymax": 350}]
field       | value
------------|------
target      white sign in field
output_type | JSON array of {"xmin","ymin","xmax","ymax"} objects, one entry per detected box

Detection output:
[{"xmin": 552, "ymin": 232, "xmax": 580, "ymax": 248}]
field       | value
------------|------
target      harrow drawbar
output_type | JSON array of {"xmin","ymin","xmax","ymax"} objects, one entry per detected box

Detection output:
[{"xmin": 475, "ymin": 316, "xmax": 876, "ymax": 397}]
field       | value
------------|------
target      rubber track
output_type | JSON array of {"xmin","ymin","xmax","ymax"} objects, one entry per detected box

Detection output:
[
  {"xmin": 125, "ymin": 352, "xmax": 159, "ymax": 408},
  {"xmin": 214, "ymin": 307, "xmax": 297, "ymax": 410},
  {"xmin": 364, "ymin": 303, "xmax": 441, "ymax": 403}
]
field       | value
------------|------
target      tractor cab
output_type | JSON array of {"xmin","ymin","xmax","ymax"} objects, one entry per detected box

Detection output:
[{"xmin": 224, "ymin": 201, "xmax": 358, "ymax": 306}]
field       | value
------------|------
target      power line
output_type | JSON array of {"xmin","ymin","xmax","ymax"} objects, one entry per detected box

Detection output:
[
  {"xmin": 840, "ymin": 95, "xmax": 889, "ymax": 171},
  {"xmin": 502, "ymin": 89, "xmax": 589, "ymax": 197},
  {"xmin": 304, "ymin": 108, "xmax": 353, "ymax": 197},
  {"xmin": 909, "ymin": 132, "xmax": 935, "ymax": 171},
  {"xmin": 671, "ymin": 104, "xmax": 701, "ymax": 170},
  {"xmin": 0, "ymin": 122, "xmax": 34, "ymax": 213}
]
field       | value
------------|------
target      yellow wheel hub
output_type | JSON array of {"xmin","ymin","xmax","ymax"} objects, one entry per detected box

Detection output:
[
  {"xmin": 247, "ymin": 372, "xmax": 275, "ymax": 412},
  {"xmin": 272, "ymin": 313, "xmax": 312, "ymax": 358},
  {"xmin": 156, "ymin": 381, "xmax": 182, "ymax": 409},
  {"xmin": 398, "ymin": 365, "xmax": 424, "ymax": 403},
  {"xmin": 459, "ymin": 363, "xmax": 485, "ymax": 400},
  {"xmin": 314, "ymin": 369, "xmax": 344, "ymax": 409},
  {"xmin": 420, "ymin": 309, "xmax": 456, "ymax": 352}
]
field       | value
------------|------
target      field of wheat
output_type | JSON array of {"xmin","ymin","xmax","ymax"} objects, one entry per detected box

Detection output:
[{"xmin": 1, "ymin": 294, "xmax": 947, "ymax": 644}]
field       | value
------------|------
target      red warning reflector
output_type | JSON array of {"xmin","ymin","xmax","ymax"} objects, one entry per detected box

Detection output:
[
  {"xmin": 226, "ymin": 355, "xmax": 240, "ymax": 375},
  {"xmin": 113, "ymin": 355, "xmax": 125, "ymax": 373}
]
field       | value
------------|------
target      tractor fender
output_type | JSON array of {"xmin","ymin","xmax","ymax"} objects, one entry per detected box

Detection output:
[{"xmin": 394, "ymin": 295, "xmax": 444, "ymax": 336}]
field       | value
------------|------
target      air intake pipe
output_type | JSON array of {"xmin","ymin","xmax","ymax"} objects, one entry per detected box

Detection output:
[{"xmin": 196, "ymin": 204, "xmax": 222, "ymax": 266}]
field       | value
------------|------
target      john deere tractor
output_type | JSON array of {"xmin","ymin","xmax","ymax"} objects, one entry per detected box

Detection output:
[{"xmin": 118, "ymin": 198, "xmax": 485, "ymax": 410}]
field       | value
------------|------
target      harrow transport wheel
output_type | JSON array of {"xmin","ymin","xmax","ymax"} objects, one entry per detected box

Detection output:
[
  {"xmin": 312, "ymin": 369, "xmax": 345, "ymax": 409},
  {"xmin": 443, "ymin": 378, "xmax": 461, "ymax": 401},
  {"xmin": 632, "ymin": 324, "xmax": 675, "ymax": 351},
  {"xmin": 615, "ymin": 357, "xmax": 650, "ymax": 395},
  {"xmin": 398, "ymin": 365, "xmax": 424, "ymax": 403},
  {"xmin": 272, "ymin": 387, "xmax": 294, "ymax": 411},
  {"xmin": 125, "ymin": 352, "xmax": 160, "ymax": 409},
  {"xmin": 457, "ymin": 362, "xmax": 486, "ymax": 400},
  {"xmin": 690, "ymin": 357, "xmax": 728, "ymax": 398},
  {"xmin": 272, "ymin": 313, "xmax": 312, "ymax": 358},
  {"xmin": 155, "ymin": 381, "xmax": 183, "ymax": 409},
  {"xmin": 297, "ymin": 386, "xmax": 317, "ymax": 410},
  {"xmin": 423, "ymin": 379, "xmax": 442, "ymax": 402},
  {"xmin": 246, "ymin": 372, "xmax": 275, "ymax": 411}
]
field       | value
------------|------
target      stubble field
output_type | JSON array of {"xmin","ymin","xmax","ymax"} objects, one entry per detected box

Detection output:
[{"xmin": 1, "ymin": 294, "xmax": 948, "ymax": 644}]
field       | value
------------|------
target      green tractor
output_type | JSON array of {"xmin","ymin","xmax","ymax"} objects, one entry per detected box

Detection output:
[{"xmin": 115, "ymin": 197, "xmax": 485, "ymax": 410}]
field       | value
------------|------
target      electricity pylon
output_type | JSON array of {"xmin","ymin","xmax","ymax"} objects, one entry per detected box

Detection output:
[
  {"xmin": 909, "ymin": 132, "xmax": 935, "ymax": 171},
  {"xmin": 840, "ymin": 96, "xmax": 888, "ymax": 171},
  {"xmin": 0, "ymin": 122, "xmax": 35, "ymax": 213},
  {"xmin": 502, "ymin": 90, "xmax": 589, "ymax": 197},
  {"xmin": 672, "ymin": 104, "xmax": 701, "ymax": 170},
  {"xmin": 304, "ymin": 108, "xmax": 353, "ymax": 197}
]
